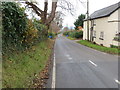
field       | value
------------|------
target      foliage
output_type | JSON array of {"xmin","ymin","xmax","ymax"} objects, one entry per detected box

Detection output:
[
  {"xmin": 48, "ymin": 32, "xmax": 55, "ymax": 39},
  {"xmin": 111, "ymin": 45, "xmax": 120, "ymax": 49},
  {"xmin": 2, "ymin": 2, "xmax": 54, "ymax": 88},
  {"xmin": 3, "ymin": 40, "xmax": 54, "ymax": 88},
  {"xmin": 77, "ymin": 40, "xmax": 119, "ymax": 55},
  {"xmin": 74, "ymin": 14, "xmax": 85, "ymax": 30},
  {"xmin": 2, "ymin": 2, "xmax": 48, "ymax": 53},
  {"xmin": 74, "ymin": 31, "xmax": 83, "ymax": 38},
  {"xmin": 114, "ymin": 37, "xmax": 120, "ymax": 42},
  {"xmin": 33, "ymin": 19, "xmax": 47, "ymax": 39},
  {"xmin": 2, "ymin": 2, "xmax": 28, "ymax": 51},
  {"xmin": 63, "ymin": 31, "xmax": 70, "ymax": 36},
  {"xmin": 33, "ymin": 19, "xmax": 47, "ymax": 32},
  {"xmin": 24, "ymin": 20, "xmax": 38, "ymax": 45},
  {"xmin": 63, "ymin": 30, "xmax": 83, "ymax": 39}
]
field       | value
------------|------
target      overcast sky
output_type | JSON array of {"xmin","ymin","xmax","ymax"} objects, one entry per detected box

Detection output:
[{"xmin": 62, "ymin": 0, "xmax": 119, "ymax": 28}]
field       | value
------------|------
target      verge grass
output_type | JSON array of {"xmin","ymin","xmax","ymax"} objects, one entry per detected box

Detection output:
[
  {"xmin": 3, "ymin": 39, "xmax": 54, "ymax": 88},
  {"xmin": 67, "ymin": 37, "xmax": 75, "ymax": 40},
  {"xmin": 77, "ymin": 40, "xmax": 119, "ymax": 55}
]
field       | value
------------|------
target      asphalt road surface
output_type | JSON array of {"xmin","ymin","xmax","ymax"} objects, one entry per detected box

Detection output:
[{"xmin": 53, "ymin": 36, "xmax": 119, "ymax": 88}]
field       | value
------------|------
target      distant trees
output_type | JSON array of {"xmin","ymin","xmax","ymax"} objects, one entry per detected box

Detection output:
[
  {"xmin": 74, "ymin": 14, "xmax": 85, "ymax": 30},
  {"xmin": 63, "ymin": 30, "xmax": 83, "ymax": 39}
]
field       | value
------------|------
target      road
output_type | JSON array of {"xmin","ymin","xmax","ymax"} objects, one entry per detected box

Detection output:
[{"xmin": 52, "ymin": 36, "xmax": 119, "ymax": 88}]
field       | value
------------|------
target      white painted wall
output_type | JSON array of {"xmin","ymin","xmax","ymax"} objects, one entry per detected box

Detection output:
[{"xmin": 83, "ymin": 8, "xmax": 119, "ymax": 47}]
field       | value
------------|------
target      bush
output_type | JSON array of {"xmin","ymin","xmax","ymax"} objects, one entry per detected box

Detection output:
[
  {"xmin": 48, "ymin": 32, "xmax": 55, "ymax": 39},
  {"xmin": 2, "ymin": 2, "xmax": 48, "ymax": 52},
  {"xmin": 2, "ymin": 2, "xmax": 28, "ymax": 51},
  {"xmin": 33, "ymin": 19, "xmax": 47, "ymax": 39},
  {"xmin": 69, "ymin": 31, "xmax": 76, "ymax": 38},
  {"xmin": 75, "ymin": 31, "xmax": 83, "ymax": 38},
  {"xmin": 63, "ymin": 30, "xmax": 83, "ymax": 39},
  {"xmin": 24, "ymin": 20, "xmax": 38, "ymax": 45},
  {"xmin": 111, "ymin": 45, "xmax": 120, "ymax": 48},
  {"xmin": 114, "ymin": 37, "xmax": 120, "ymax": 42},
  {"xmin": 63, "ymin": 31, "xmax": 70, "ymax": 36}
]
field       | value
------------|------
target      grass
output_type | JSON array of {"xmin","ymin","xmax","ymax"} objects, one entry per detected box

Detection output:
[
  {"xmin": 77, "ymin": 40, "xmax": 119, "ymax": 55},
  {"xmin": 67, "ymin": 37, "xmax": 75, "ymax": 40},
  {"xmin": 2, "ymin": 39, "xmax": 54, "ymax": 88},
  {"xmin": 0, "ymin": 26, "xmax": 2, "ymax": 88}
]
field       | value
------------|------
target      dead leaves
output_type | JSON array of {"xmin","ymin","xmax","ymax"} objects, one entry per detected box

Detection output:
[
  {"xmin": 29, "ymin": 60, "xmax": 50, "ymax": 88},
  {"xmin": 29, "ymin": 40, "xmax": 55, "ymax": 88}
]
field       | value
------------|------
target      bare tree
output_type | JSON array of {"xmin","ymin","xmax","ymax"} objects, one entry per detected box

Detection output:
[
  {"xmin": 25, "ymin": 0, "xmax": 57, "ymax": 28},
  {"xmin": 17, "ymin": 0, "xmax": 82, "ymax": 32},
  {"xmin": 54, "ymin": 11, "xmax": 64, "ymax": 29},
  {"xmin": 57, "ymin": 0, "xmax": 75, "ymax": 16}
]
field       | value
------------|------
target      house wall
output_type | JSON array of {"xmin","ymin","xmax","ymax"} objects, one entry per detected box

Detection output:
[
  {"xmin": 83, "ymin": 8, "xmax": 119, "ymax": 47},
  {"xmin": 93, "ymin": 17, "xmax": 109, "ymax": 46},
  {"xmin": 107, "ymin": 8, "xmax": 119, "ymax": 47}
]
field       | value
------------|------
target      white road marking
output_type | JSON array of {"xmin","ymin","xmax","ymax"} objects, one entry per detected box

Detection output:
[
  {"xmin": 51, "ymin": 53, "xmax": 56, "ymax": 89},
  {"xmin": 66, "ymin": 54, "xmax": 70, "ymax": 57},
  {"xmin": 89, "ymin": 60, "xmax": 97, "ymax": 67},
  {"xmin": 68, "ymin": 57, "xmax": 73, "ymax": 60},
  {"xmin": 114, "ymin": 79, "xmax": 120, "ymax": 84},
  {"xmin": 65, "ymin": 54, "xmax": 73, "ymax": 60}
]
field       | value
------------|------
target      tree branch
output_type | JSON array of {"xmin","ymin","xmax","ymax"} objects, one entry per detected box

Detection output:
[
  {"xmin": 25, "ymin": 2, "xmax": 44, "ymax": 17},
  {"xmin": 43, "ymin": 0, "xmax": 48, "ymax": 23},
  {"xmin": 46, "ymin": 1, "xmax": 57, "ymax": 25}
]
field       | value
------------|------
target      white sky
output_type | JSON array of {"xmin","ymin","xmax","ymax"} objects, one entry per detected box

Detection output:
[
  {"xmin": 62, "ymin": 0, "xmax": 120, "ymax": 28},
  {"xmin": 34, "ymin": 0, "xmax": 119, "ymax": 28}
]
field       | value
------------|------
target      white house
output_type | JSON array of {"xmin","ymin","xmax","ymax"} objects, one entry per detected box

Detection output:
[{"xmin": 83, "ymin": 2, "xmax": 120, "ymax": 47}]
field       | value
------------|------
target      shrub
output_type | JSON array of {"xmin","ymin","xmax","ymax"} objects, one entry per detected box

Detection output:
[
  {"xmin": 114, "ymin": 37, "xmax": 120, "ymax": 42},
  {"xmin": 33, "ymin": 19, "xmax": 47, "ymax": 39},
  {"xmin": 75, "ymin": 31, "xmax": 83, "ymax": 38},
  {"xmin": 111, "ymin": 45, "xmax": 120, "ymax": 48},
  {"xmin": 48, "ymin": 32, "xmax": 55, "ymax": 39},
  {"xmin": 63, "ymin": 30, "xmax": 83, "ymax": 39},
  {"xmin": 63, "ymin": 31, "xmax": 70, "ymax": 36},
  {"xmin": 69, "ymin": 31, "xmax": 76, "ymax": 38},
  {"xmin": 24, "ymin": 20, "xmax": 38, "ymax": 45},
  {"xmin": 2, "ymin": 2, "xmax": 28, "ymax": 51}
]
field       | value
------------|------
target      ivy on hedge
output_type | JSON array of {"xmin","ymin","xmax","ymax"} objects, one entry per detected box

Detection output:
[{"xmin": 2, "ymin": 2, "xmax": 27, "ymax": 46}]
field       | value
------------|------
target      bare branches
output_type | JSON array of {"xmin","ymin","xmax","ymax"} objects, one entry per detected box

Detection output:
[
  {"xmin": 25, "ymin": 0, "xmax": 58, "ymax": 26},
  {"xmin": 57, "ymin": 0, "xmax": 75, "ymax": 16},
  {"xmin": 25, "ymin": 2, "xmax": 44, "ymax": 17}
]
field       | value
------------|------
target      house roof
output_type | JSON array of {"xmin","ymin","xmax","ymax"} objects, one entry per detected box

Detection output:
[{"xmin": 89, "ymin": 2, "xmax": 120, "ymax": 20}]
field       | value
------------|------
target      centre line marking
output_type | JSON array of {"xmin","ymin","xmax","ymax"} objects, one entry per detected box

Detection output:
[
  {"xmin": 114, "ymin": 79, "xmax": 120, "ymax": 84},
  {"xmin": 52, "ymin": 53, "xmax": 56, "ymax": 89},
  {"xmin": 89, "ymin": 60, "xmax": 97, "ymax": 67},
  {"xmin": 68, "ymin": 57, "xmax": 73, "ymax": 60},
  {"xmin": 66, "ymin": 54, "xmax": 70, "ymax": 57}
]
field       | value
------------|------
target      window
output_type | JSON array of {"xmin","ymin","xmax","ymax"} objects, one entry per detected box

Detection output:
[
  {"xmin": 93, "ymin": 31, "xmax": 96, "ymax": 38},
  {"xmin": 99, "ymin": 31, "xmax": 104, "ymax": 40},
  {"xmin": 93, "ymin": 20, "xmax": 96, "ymax": 26}
]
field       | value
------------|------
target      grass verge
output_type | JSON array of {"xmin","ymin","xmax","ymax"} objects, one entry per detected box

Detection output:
[
  {"xmin": 77, "ymin": 40, "xmax": 119, "ymax": 55},
  {"xmin": 3, "ymin": 39, "xmax": 54, "ymax": 88},
  {"xmin": 67, "ymin": 37, "xmax": 75, "ymax": 40}
]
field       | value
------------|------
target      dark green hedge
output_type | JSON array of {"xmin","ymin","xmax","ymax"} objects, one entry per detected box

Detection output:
[{"xmin": 63, "ymin": 30, "xmax": 83, "ymax": 39}]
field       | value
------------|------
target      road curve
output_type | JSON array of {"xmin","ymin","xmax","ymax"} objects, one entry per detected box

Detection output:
[{"xmin": 54, "ymin": 36, "xmax": 118, "ymax": 88}]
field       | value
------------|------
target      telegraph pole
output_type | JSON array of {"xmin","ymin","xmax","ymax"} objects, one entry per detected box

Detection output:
[{"xmin": 87, "ymin": 0, "xmax": 89, "ymax": 41}]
